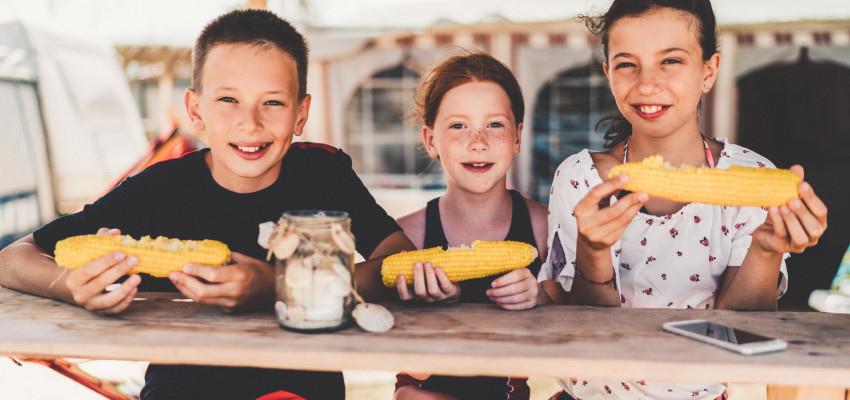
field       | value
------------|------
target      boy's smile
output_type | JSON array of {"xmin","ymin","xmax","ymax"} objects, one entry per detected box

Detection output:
[{"xmin": 185, "ymin": 43, "xmax": 310, "ymax": 193}]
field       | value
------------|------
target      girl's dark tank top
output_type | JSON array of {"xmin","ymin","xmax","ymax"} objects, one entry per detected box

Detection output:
[
  {"xmin": 417, "ymin": 189, "xmax": 538, "ymax": 399},
  {"xmin": 423, "ymin": 189, "xmax": 542, "ymax": 303}
]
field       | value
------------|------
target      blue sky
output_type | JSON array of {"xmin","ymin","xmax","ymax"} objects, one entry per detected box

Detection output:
[{"xmin": 1, "ymin": 0, "xmax": 848, "ymax": 46}]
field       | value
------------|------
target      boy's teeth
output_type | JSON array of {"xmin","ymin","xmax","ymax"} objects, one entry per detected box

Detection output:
[
  {"xmin": 471, "ymin": 163, "xmax": 489, "ymax": 167},
  {"xmin": 238, "ymin": 145, "xmax": 263, "ymax": 153},
  {"xmin": 640, "ymin": 105, "xmax": 662, "ymax": 114}
]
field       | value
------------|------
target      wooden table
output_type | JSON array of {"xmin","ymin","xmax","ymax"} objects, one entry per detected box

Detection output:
[{"xmin": 1, "ymin": 288, "xmax": 849, "ymax": 398}]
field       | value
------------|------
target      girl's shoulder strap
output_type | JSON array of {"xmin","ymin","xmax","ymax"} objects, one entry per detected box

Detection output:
[{"xmin": 423, "ymin": 197, "xmax": 450, "ymax": 249}]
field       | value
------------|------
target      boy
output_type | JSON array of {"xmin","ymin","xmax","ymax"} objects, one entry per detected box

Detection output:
[{"xmin": 0, "ymin": 9, "xmax": 413, "ymax": 400}]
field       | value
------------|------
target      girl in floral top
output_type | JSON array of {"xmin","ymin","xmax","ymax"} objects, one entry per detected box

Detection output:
[{"xmin": 540, "ymin": 0, "xmax": 828, "ymax": 399}]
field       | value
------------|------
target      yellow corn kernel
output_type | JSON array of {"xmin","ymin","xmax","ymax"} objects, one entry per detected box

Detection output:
[
  {"xmin": 381, "ymin": 240, "xmax": 538, "ymax": 287},
  {"xmin": 609, "ymin": 155, "xmax": 800, "ymax": 207},
  {"xmin": 54, "ymin": 235, "xmax": 231, "ymax": 278}
]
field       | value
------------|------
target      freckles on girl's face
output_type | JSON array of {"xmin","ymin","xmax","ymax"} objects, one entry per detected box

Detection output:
[{"xmin": 426, "ymin": 80, "xmax": 521, "ymax": 194}]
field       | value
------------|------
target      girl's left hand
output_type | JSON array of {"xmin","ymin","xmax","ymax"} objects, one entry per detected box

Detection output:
[
  {"xmin": 487, "ymin": 268, "xmax": 539, "ymax": 310},
  {"xmin": 752, "ymin": 165, "xmax": 828, "ymax": 254},
  {"xmin": 396, "ymin": 261, "xmax": 461, "ymax": 303}
]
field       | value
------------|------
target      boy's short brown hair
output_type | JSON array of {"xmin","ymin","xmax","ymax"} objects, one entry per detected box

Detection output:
[{"xmin": 192, "ymin": 9, "xmax": 309, "ymax": 99}]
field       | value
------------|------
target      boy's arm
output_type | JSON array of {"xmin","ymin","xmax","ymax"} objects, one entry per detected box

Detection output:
[
  {"xmin": 0, "ymin": 234, "xmax": 140, "ymax": 313},
  {"xmin": 0, "ymin": 235, "xmax": 72, "ymax": 301},
  {"xmin": 356, "ymin": 230, "xmax": 416, "ymax": 302}
]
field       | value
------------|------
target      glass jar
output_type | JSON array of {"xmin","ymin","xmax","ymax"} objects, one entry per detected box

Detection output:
[{"xmin": 274, "ymin": 210, "xmax": 355, "ymax": 332}]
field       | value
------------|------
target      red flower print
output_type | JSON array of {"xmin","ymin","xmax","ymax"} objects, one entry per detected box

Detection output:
[
  {"xmin": 690, "ymin": 274, "xmax": 700, "ymax": 282},
  {"xmin": 646, "ymin": 219, "xmax": 654, "ymax": 225},
  {"xmin": 670, "ymin": 228, "xmax": 678, "ymax": 238},
  {"xmin": 676, "ymin": 251, "xmax": 683, "ymax": 257},
  {"xmin": 570, "ymin": 180, "xmax": 579, "ymax": 188},
  {"xmin": 621, "ymin": 295, "xmax": 626, "ymax": 304},
  {"xmin": 637, "ymin": 380, "xmax": 646, "ymax": 386},
  {"xmin": 721, "ymin": 226, "xmax": 729, "ymax": 236},
  {"xmin": 708, "ymin": 255, "xmax": 716, "ymax": 262},
  {"xmin": 687, "ymin": 305, "xmax": 694, "ymax": 309},
  {"xmin": 757, "ymin": 161, "xmax": 765, "ymax": 167},
  {"xmin": 735, "ymin": 222, "xmax": 746, "ymax": 229},
  {"xmin": 643, "ymin": 288, "xmax": 653, "ymax": 295},
  {"xmin": 743, "ymin": 150, "xmax": 749, "ymax": 154},
  {"xmin": 640, "ymin": 237, "xmax": 648, "ymax": 246},
  {"xmin": 645, "ymin": 256, "xmax": 656, "ymax": 264},
  {"xmin": 614, "ymin": 249, "xmax": 622, "ymax": 256},
  {"xmin": 551, "ymin": 187, "xmax": 554, "ymax": 195},
  {"xmin": 721, "ymin": 151, "xmax": 728, "ymax": 157},
  {"xmin": 661, "ymin": 273, "xmax": 667, "ymax": 280},
  {"xmin": 621, "ymin": 263, "xmax": 631, "ymax": 270},
  {"xmin": 556, "ymin": 169, "xmax": 560, "ymax": 176},
  {"xmin": 584, "ymin": 179, "xmax": 589, "ymax": 187},
  {"xmin": 604, "ymin": 385, "xmax": 612, "ymax": 394},
  {"xmin": 699, "ymin": 237, "xmax": 709, "ymax": 247},
  {"xmin": 694, "ymin": 216, "xmax": 701, "ymax": 223},
  {"xmin": 622, "ymin": 383, "xmax": 631, "ymax": 391},
  {"xmin": 571, "ymin": 378, "xmax": 578, "ymax": 385},
  {"xmin": 590, "ymin": 164, "xmax": 596, "ymax": 170}
]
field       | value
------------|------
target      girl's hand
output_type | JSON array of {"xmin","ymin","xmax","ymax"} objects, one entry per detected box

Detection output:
[
  {"xmin": 396, "ymin": 262, "xmax": 461, "ymax": 303},
  {"xmin": 752, "ymin": 165, "xmax": 828, "ymax": 254},
  {"xmin": 170, "ymin": 252, "xmax": 275, "ymax": 313},
  {"xmin": 64, "ymin": 228, "xmax": 140, "ymax": 314},
  {"xmin": 486, "ymin": 268, "xmax": 538, "ymax": 310},
  {"xmin": 575, "ymin": 174, "xmax": 648, "ymax": 252}
]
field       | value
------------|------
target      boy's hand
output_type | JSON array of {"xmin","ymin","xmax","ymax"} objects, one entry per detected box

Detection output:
[
  {"xmin": 487, "ymin": 268, "xmax": 538, "ymax": 310},
  {"xmin": 396, "ymin": 262, "xmax": 460, "ymax": 303},
  {"xmin": 169, "ymin": 252, "xmax": 274, "ymax": 313},
  {"xmin": 752, "ymin": 165, "xmax": 828, "ymax": 255},
  {"xmin": 64, "ymin": 228, "xmax": 140, "ymax": 314}
]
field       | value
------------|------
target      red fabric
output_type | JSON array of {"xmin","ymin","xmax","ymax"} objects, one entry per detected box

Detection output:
[
  {"xmin": 292, "ymin": 141, "xmax": 338, "ymax": 153},
  {"xmin": 395, "ymin": 373, "xmax": 423, "ymax": 391},
  {"xmin": 255, "ymin": 390, "xmax": 306, "ymax": 400}
]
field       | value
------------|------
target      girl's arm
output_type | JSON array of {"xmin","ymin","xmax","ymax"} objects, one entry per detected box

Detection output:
[
  {"xmin": 570, "ymin": 175, "xmax": 648, "ymax": 306},
  {"xmin": 715, "ymin": 166, "xmax": 827, "ymax": 310}
]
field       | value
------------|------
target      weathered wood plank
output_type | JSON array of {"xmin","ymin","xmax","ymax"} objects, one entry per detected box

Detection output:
[{"xmin": 1, "ymin": 288, "xmax": 849, "ymax": 387}]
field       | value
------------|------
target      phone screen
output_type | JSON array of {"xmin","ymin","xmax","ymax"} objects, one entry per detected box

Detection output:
[{"xmin": 673, "ymin": 321, "xmax": 774, "ymax": 345}]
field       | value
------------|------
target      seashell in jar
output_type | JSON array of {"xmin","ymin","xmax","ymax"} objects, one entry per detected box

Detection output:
[
  {"xmin": 352, "ymin": 303, "xmax": 394, "ymax": 332},
  {"xmin": 331, "ymin": 262, "xmax": 352, "ymax": 285},
  {"xmin": 330, "ymin": 223, "xmax": 356, "ymax": 255},
  {"xmin": 285, "ymin": 304, "xmax": 306, "ymax": 324},
  {"xmin": 285, "ymin": 259, "xmax": 313, "ymax": 289},
  {"xmin": 314, "ymin": 268, "xmax": 350, "ymax": 297},
  {"xmin": 272, "ymin": 229, "xmax": 300, "ymax": 260}
]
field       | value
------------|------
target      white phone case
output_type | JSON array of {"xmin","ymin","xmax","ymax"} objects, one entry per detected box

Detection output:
[{"xmin": 662, "ymin": 319, "xmax": 788, "ymax": 355}]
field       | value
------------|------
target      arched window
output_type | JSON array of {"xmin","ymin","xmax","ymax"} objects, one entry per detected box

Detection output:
[
  {"xmin": 530, "ymin": 61, "xmax": 615, "ymax": 202},
  {"xmin": 345, "ymin": 63, "xmax": 443, "ymax": 189}
]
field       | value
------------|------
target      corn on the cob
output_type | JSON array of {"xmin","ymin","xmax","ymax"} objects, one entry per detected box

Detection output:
[
  {"xmin": 381, "ymin": 240, "xmax": 538, "ymax": 287},
  {"xmin": 608, "ymin": 155, "xmax": 800, "ymax": 207},
  {"xmin": 55, "ymin": 235, "xmax": 231, "ymax": 278}
]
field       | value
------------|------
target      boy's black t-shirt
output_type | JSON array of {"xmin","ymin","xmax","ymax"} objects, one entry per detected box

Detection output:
[{"xmin": 33, "ymin": 143, "xmax": 401, "ymax": 399}]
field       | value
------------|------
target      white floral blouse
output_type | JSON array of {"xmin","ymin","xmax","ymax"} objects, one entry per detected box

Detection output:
[{"xmin": 539, "ymin": 141, "xmax": 788, "ymax": 399}]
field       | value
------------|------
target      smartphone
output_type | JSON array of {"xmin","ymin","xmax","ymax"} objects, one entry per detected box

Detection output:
[{"xmin": 662, "ymin": 319, "xmax": 787, "ymax": 355}]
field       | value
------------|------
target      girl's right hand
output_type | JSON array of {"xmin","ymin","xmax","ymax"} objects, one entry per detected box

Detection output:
[
  {"xmin": 396, "ymin": 261, "xmax": 460, "ymax": 303},
  {"xmin": 64, "ymin": 228, "xmax": 141, "ymax": 314},
  {"xmin": 574, "ymin": 174, "xmax": 648, "ymax": 253}
]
